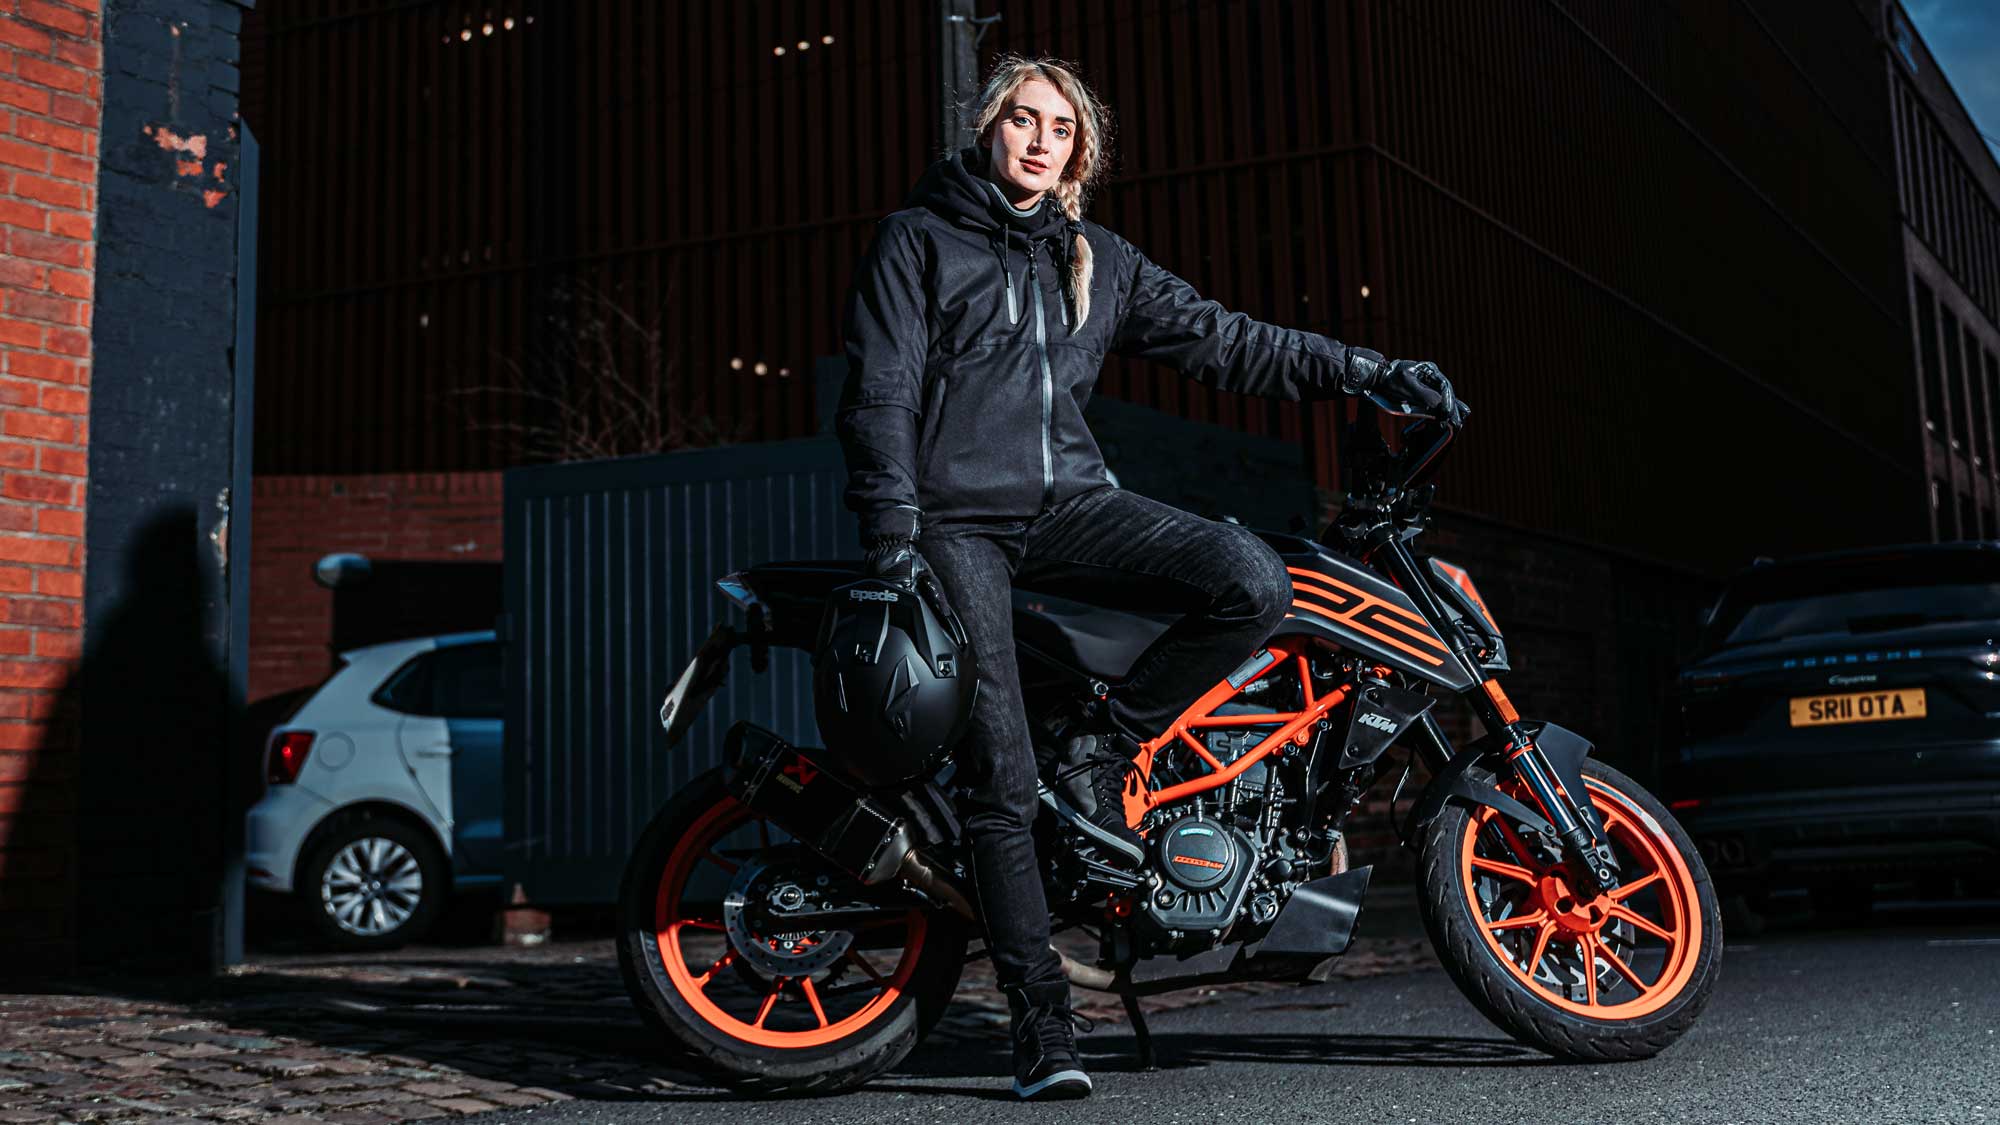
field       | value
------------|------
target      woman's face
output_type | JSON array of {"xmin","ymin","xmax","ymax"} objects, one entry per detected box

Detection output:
[{"xmin": 985, "ymin": 77, "xmax": 1077, "ymax": 209}]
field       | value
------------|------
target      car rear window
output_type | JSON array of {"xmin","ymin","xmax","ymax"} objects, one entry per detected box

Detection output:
[
  {"xmin": 1706, "ymin": 552, "xmax": 2000, "ymax": 651},
  {"xmin": 372, "ymin": 642, "xmax": 503, "ymax": 719},
  {"xmin": 1720, "ymin": 582, "xmax": 2000, "ymax": 648}
]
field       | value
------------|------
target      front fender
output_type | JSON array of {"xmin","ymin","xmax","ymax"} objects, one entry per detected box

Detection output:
[{"xmin": 1406, "ymin": 720, "xmax": 1597, "ymax": 841}]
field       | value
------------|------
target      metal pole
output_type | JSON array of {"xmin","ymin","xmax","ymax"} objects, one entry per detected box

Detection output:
[{"xmin": 935, "ymin": 0, "xmax": 979, "ymax": 156}]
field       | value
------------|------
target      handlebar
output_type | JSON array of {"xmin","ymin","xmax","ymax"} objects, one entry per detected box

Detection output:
[{"xmin": 1340, "ymin": 396, "xmax": 1460, "ymax": 500}]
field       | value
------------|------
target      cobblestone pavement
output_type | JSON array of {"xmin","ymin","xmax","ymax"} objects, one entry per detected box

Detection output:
[{"xmin": 0, "ymin": 925, "xmax": 1433, "ymax": 1123}]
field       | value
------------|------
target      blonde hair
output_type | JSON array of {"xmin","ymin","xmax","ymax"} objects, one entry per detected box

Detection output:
[{"xmin": 970, "ymin": 55, "xmax": 1110, "ymax": 331}]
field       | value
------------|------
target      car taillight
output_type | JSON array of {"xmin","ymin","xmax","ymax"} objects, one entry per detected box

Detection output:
[{"xmin": 267, "ymin": 731, "xmax": 314, "ymax": 785}]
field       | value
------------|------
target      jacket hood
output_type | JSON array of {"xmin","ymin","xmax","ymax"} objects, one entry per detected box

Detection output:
[
  {"xmin": 908, "ymin": 146, "xmax": 1080, "ymax": 327},
  {"xmin": 909, "ymin": 146, "xmax": 1071, "ymax": 242}
]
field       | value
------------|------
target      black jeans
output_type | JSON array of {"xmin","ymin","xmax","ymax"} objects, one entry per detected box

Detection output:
[{"xmin": 915, "ymin": 485, "xmax": 1292, "ymax": 995}]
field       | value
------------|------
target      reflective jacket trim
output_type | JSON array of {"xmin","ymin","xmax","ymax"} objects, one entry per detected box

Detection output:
[{"xmin": 1031, "ymin": 241, "xmax": 1055, "ymax": 509}]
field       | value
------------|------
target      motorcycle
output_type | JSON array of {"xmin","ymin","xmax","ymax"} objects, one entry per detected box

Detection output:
[{"xmin": 618, "ymin": 405, "xmax": 1721, "ymax": 1093}]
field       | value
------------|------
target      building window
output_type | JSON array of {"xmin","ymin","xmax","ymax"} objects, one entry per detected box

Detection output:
[
  {"xmin": 1916, "ymin": 281, "xmax": 1942, "ymax": 434},
  {"xmin": 1988, "ymin": 349, "xmax": 2000, "ymax": 466},
  {"xmin": 1892, "ymin": 10, "xmax": 1919, "ymax": 73},
  {"xmin": 1942, "ymin": 305, "xmax": 1965, "ymax": 450},
  {"xmin": 1970, "ymin": 325, "xmax": 1991, "ymax": 469}
]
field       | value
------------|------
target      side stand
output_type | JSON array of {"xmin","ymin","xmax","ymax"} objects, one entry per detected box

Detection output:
[{"xmin": 1119, "ymin": 985, "xmax": 1156, "ymax": 1071}]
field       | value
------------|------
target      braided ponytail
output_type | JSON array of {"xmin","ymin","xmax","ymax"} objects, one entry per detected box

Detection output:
[{"xmin": 1051, "ymin": 179, "xmax": 1094, "ymax": 329}]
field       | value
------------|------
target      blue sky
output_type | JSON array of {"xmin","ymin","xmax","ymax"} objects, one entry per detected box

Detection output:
[{"xmin": 1904, "ymin": 0, "xmax": 2000, "ymax": 161}]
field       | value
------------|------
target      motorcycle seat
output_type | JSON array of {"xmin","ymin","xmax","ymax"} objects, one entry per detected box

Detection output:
[{"xmin": 1010, "ymin": 587, "xmax": 1177, "ymax": 682}]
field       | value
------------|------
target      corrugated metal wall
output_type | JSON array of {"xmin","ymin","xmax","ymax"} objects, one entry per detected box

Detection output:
[
  {"xmin": 249, "ymin": 0, "xmax": 938, "ymax": 473},
  {"xmin": 984, "ymin": 0, "xmax": 1918, "ymax": 570},
  {"xmin": 1363, "ymin": 0, "xmax": 1917, "ymax": 568},
  {"xmin": 246, "ymin": 0, "xmax": 1925, "ymax": 572},
  {"xmin": 502, "ymin": 438, "xmax": 857, "ymax": 902}
]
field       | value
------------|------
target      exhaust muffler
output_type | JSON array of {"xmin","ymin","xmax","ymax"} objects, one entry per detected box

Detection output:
[{"xmin": 724, "ymin": 722, "xmax": 974, "ymax": 919}]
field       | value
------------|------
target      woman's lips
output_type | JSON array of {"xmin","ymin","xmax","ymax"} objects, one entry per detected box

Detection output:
[{"xmin": 1021, "ymin": 159, "xmax": 1048, "ymax": 174}]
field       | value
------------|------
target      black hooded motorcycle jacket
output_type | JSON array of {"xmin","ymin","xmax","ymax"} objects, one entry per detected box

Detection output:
[{"xmin": 836, "ymin": 147, "xmax": 1375, "ymax": 543}]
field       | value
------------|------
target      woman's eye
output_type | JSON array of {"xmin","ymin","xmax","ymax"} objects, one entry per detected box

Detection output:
[
  {"xmin": 1055, "ymin": 127, "xmax": 1070, "ymax": 138},
  {"xmin": 1013, "ymin": 115, "xmax": 1031, "ymax": 127}
]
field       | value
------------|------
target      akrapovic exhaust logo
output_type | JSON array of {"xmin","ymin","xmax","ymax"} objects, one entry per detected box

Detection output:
[
  {"xmin": 774, "ymin": 758, "xmax": 818, "ymax": 793},
  {"xmin": 849, "ymin": 589, "xmax": 900, "ymax": 603}
]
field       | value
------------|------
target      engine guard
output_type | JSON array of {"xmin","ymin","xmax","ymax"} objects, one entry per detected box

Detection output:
[
  {"xmin": 1248, "ymin": 865, "xmax": 1373, "ymax": 959},
  {"xmin": 1112, "ymin": 866, "xmax": 1375, "ymax": 996}
]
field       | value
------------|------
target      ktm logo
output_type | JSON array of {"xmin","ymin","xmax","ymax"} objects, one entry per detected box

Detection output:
[{"xmin": 1356, "ymin": 712, "xmax": 1397, "ymax": 733}]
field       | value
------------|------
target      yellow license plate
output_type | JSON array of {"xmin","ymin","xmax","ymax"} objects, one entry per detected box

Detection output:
[{"xmin": 1788, "ymin": 688, "xmax": 1927, "ymax": 728}]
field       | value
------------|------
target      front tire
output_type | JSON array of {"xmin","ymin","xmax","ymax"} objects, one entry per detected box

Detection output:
[
  {"xmin": 1417, "ymin": 759, "xmax": 1721, "ymax": 1061},
  {"xmin": 617, "ymin": 769, "xmax": 967, "ymax": 1095}
]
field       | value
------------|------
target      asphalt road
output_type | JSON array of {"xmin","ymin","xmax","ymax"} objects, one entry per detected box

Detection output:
[{"xmin": 475, "ymin": 911, "xmax": 2000, "ymax": 1125}]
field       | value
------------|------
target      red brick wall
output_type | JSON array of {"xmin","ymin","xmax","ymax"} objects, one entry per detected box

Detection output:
[
  {"xmin": 250, "ymin": 472, "xmax": 503, "ymax": 701},
  {"xmin": 0, "ymin": 0, "xmax": 97, "ymax": 964}
]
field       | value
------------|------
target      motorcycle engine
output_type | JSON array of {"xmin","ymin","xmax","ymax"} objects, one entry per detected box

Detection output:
[{"xmin": 1136, "ymin": 813, "xmax": 1258, "ymax": 947}]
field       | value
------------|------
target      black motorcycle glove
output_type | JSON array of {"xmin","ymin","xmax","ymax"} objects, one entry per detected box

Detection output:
[
  {"xmin": 863, "ymin": 534, "xmax": 925, "ymax": 589},
  {"xmin": 1340, "ymin": 349, "xmax": 1472, "ymax": 426}
]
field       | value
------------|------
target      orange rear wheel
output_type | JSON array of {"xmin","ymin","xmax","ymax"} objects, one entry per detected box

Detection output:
[
  {"xmin": 652, "ymin": 795, "xmax": 928, "ymax": 1047},
  {"xmin": 617, "ymin": 769, "xmax": 967, "ymax": 1094}
]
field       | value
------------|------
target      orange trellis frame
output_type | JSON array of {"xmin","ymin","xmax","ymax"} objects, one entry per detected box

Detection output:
[{"xmin": 1121, "ymin": 635, "xmax": 1353, "ymax": 828}]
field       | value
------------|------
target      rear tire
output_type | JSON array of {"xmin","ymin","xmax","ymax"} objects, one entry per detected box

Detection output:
[
  {"xmin": 617, "ymin": 769, "xmax": 967, "ymax": 1095},
  {"xmin": 1417, "ymin": 759, "xmax": 1722, "ymax": 1062}
]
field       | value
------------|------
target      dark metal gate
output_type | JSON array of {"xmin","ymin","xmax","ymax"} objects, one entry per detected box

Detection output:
[{"xmin": 502, "ymin": 438, "xmax": 857, "ymax": 903}]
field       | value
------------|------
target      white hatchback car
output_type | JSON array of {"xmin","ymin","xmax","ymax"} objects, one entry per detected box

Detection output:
[{"xmin": 246, "ymin": 631, "xmax": 505, "ymax": 949}]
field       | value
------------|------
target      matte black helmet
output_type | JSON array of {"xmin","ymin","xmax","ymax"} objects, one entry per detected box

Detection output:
[{"xmin": 812, "ymin": 573, "xmax": 978, "ymax": 789}]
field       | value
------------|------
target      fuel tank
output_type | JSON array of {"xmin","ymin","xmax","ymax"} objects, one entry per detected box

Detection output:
[{"xmin": 1253, "ymin": 531, "xmax": 1479, "ymax": 692}]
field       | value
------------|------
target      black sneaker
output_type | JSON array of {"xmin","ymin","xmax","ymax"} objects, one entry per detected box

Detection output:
[
  {"xmin": 1009, "ymin": 985, "xmax": 1094, "ymax": 1100},
  {"xmin": 1046, "ymin": 732, "xmax": 1147, "ymax": 867}
]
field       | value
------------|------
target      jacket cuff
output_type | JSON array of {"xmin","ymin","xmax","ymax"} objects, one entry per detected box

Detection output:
[
  {"xmin": 1337, "ymin": 346, "xmax": 1388, "ymax": 396},
  {"xmin": 859, "ymin": 504, "xmax": 922, "ymax": 544}
]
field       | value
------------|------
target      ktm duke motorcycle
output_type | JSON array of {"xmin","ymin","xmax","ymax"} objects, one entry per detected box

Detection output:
[{"xmin": 620, "ymin": 408, "xmax": 1721, "ymax": 1093}]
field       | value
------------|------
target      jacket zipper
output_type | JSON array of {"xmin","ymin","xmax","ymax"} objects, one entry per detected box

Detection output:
[{"xmin": 1029, "ymin": 240, "xmax": 1055, "ymax": 510}]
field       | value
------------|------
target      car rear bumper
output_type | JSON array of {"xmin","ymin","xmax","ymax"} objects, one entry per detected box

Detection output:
[
  {"xmin": 245, "ymin": 785, "xmax": 337, "ymax": 893},
  {"xmin": 1681, "ymin": 782, "xmax": 2000, "ymax": 887}
]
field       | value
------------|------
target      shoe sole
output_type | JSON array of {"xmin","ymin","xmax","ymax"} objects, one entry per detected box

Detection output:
[
  {"xmin": 1038, "ymin": 787, "xmax": 1147, "ymax": 867},
  {"xmin": 1012, "ymin": 1069, "xmax": 1093, "ymax": 1100}
]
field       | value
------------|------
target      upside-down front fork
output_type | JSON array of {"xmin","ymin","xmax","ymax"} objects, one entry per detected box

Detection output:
[
  {"xmin": 1376, "ymin": 537, "xmax": 1621, "ymax": 894},
  {"xmin": 1478, "ymin": 683, "xmax": 1620, "ymax": 893},
  {"xmin": 1408, "ymin": 696, "xmax": 1621, "ymax": 894}
]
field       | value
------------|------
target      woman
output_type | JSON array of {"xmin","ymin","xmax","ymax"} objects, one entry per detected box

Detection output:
[{"xmin": 835, "ymin": 55, "xmax": 1464, "ymax": 1100}]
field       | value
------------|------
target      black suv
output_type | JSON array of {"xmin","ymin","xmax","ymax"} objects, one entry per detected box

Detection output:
[{"xmin": 1667, "ymin": 542, "xmax": 2000, "ymax": 900}]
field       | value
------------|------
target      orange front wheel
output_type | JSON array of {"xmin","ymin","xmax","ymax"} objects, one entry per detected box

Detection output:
[{"xmin": 1417, "ymin": 758, "xmax": 1722, "ymax": 1061}]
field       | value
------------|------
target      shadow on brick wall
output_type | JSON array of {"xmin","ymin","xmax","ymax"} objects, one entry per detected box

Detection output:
[{"xmin": 38, "ymin": 509, "xmax": 235, "ymax": 975}]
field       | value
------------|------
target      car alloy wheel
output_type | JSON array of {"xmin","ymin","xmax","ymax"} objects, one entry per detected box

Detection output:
[{"xmin": 321, "ymin": 835, "xmax": 426, "ymax": 937}]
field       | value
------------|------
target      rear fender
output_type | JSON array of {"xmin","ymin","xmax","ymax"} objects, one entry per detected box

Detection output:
[{"xmin": 657, "ymin": 624, "xmax": 743, "ymax": 749}]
